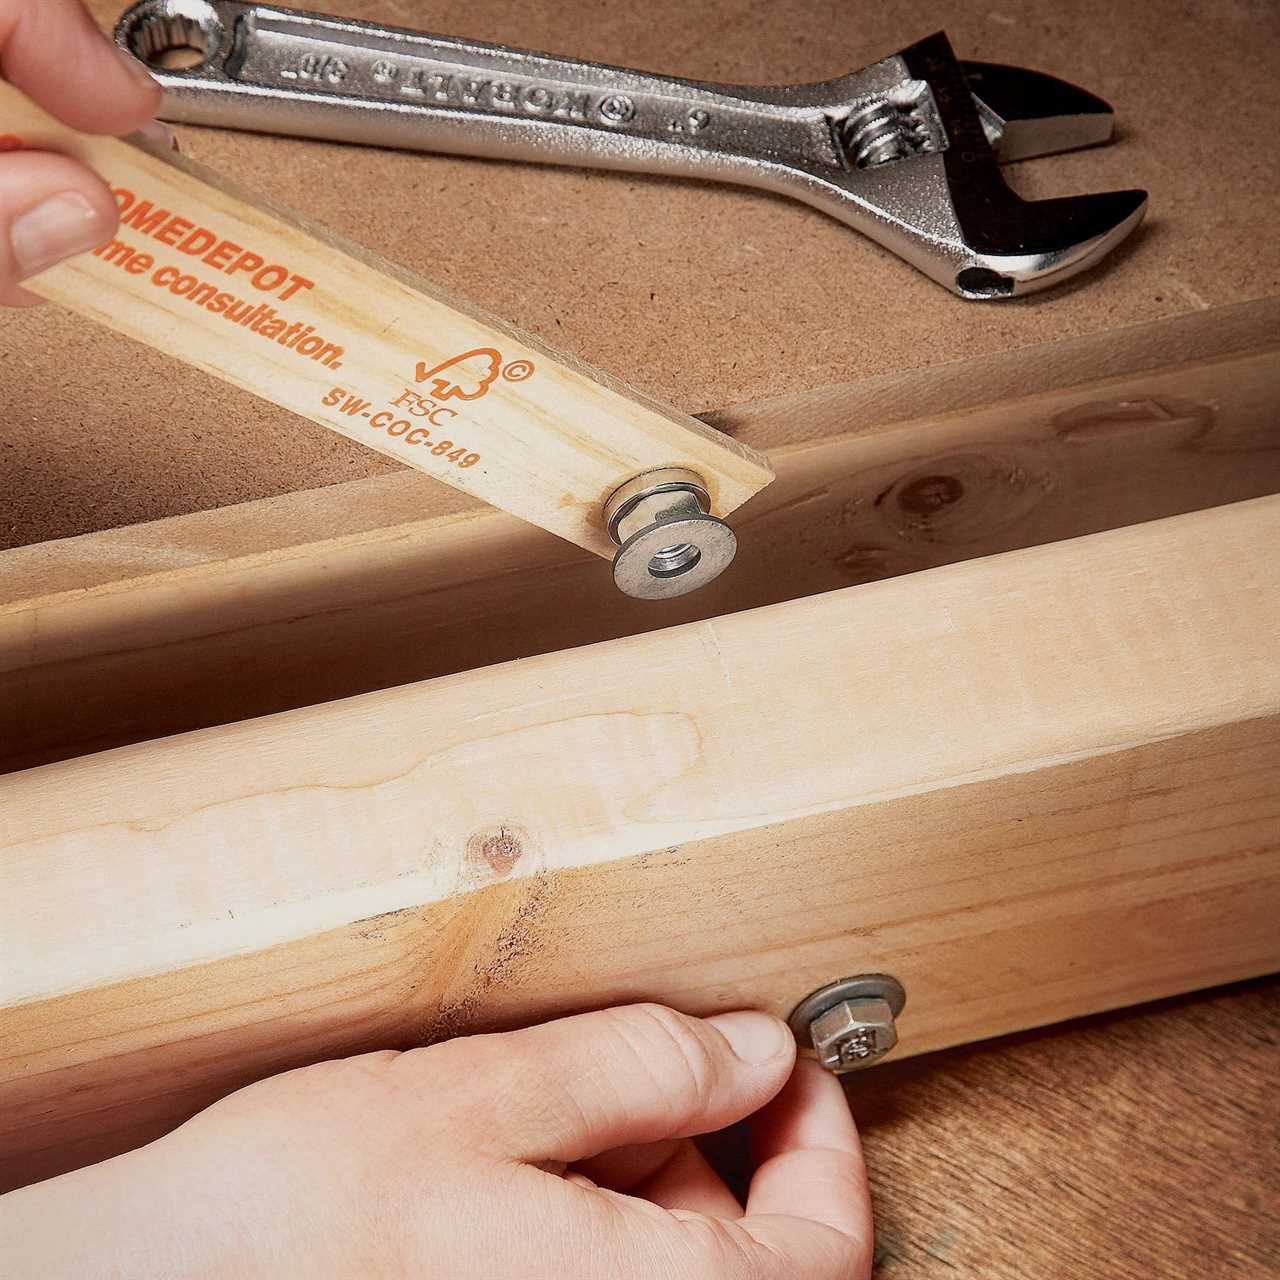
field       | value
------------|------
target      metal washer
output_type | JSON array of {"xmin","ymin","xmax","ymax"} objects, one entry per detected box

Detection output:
[
  {"xmin": 606, "ymin": 468, "xmax": 738, "ymax": 601},
  {"xmin": 612, "ymin": 513, "xmax": 737, "ymax": 601},
  {"xmin": 787, "ymin": 974, "xmax": 908, "ymax": 1048}
]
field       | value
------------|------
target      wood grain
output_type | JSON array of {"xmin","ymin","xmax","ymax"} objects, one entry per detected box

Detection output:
[
  {"xmin": 3, "ymin": 299, "xmax": 1276, "ymax": 773},
  {"xmin": 2, "ymin": 497, "xmax": 1277, "ymax": 1188},
  {"xmin": 852, "ymin": 979, "xmax": 1280, "ymax": 1278},
  {"xmin": 3, "ymin": 85, "xmax": 771, "ymax": 557}
]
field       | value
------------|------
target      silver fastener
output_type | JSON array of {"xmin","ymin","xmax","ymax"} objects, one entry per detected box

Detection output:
[
  {"xmin": 788, "ymin": 974, "xmax": 907, "ymax": 1074},
  {"xmin": 604, "ymin": 467, "xmax": 737, "ymax": 601}
]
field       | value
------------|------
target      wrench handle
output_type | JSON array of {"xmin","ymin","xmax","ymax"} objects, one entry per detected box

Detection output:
[{"xmin": 119, "ymin": 1, "xmax": 846, "ymax": 183}]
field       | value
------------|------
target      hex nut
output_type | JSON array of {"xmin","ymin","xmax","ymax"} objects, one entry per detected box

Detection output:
[{"xmin": 809, "ymin": 996, "xmax": 899, "ymax": 1072}]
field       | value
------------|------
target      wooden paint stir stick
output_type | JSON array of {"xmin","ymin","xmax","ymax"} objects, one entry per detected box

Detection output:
[{"xmin": 2, "ymin": 83, "xmax": 773, "ymax": 597}]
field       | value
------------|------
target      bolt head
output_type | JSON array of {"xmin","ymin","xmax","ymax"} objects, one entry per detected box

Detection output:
[{"xmin": 809, "ymin": 997, "xmax": 898, "ymax": 1073}]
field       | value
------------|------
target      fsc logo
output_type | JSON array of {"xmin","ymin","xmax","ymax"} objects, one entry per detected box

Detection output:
[{"xmin": 414, "ymin": 347, "xmax": 535, "ymax": 401}]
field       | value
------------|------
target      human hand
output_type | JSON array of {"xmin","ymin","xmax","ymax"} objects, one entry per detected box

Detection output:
[
  {"xmin": 2, "ymin": 1004, "xmax": 873, "ymax": 1278},
  {"xmin": 1, "ymin": 0, "xmax": 159, "ymax": 305}
]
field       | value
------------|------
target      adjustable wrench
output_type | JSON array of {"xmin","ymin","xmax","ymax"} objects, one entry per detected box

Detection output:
[{"xmin": 117, "ymin": 0, "xmax": 1147, "ymax": 298}]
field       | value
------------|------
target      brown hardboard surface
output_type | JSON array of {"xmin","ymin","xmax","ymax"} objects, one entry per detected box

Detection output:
[
  {"xmin": 853, "ymin": 979, "xmax": 1280, "ymax": 1279},
  {"xmin": 3, "ymin": 0, "xmax": 1279, "ymax": 550},
  {"xmin": 705, "ymin": 977, "xmax": 1280, "ymax": 1279}
]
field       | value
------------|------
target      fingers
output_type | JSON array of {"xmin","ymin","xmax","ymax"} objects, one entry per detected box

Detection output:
[
  {"xmin": 572, "ymin": 1137, "xmax": 682, "ymax": 1193},
  {"xmin": 0, "ymin": 149, "xmax": 118, "ymax": 305},
  {"xmin": 1, "ymin": 0, "xmax": 159, "ymax": 134},
  {"xmin": 407, "ymin": 1008, "xmax": 868, "ymax": 1279},
  {"xmin": 634, "ymin": 1061, "xmax": 870, "ymax": 1278},
  {"xmin": 741, "ymin": 1058, "xmax": 874, "ymax": 1275},
  {"xmin": 536, "ymin": 1175, "xmax": 862, "ymax": 1280},
  {"xmin": 629, "ymin": 1141, "xmax": 741, "ymax": 1219},
  {"xmin": 1, "ymin": 0, "xmax": 159, "ymax": 303},
  {"xmin": 747, "ymin": 1058, "xmax": 870, "ymax": 1235},
  {"xmin": 424, "ymin": 1004, "xmax": 795, "ymax": 1164}
]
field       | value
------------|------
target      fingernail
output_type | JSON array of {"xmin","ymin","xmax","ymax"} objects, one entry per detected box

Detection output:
[
  {"xmin": 11, "ymin": 193, "xmax": 111, "ymax": 280},
  {"xmin": 138, "ymin": 120, "xmax": 179, "ymax": 152},
  {"xmin": 708, "ymin": 1011, "xmax": 791, "ymax": 1065},
  {"xmin": 115, "ymin": 42, "xmax": 159, "ymax": 90}
]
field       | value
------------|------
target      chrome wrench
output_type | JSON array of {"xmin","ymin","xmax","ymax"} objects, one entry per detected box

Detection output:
[{"xmin": 116, "ymin": 1, "xmax": 1147, "ymax": 298}]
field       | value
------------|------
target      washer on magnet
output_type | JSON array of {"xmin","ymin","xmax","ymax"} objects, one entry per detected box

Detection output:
[
  {"xmin": 605, "ymin": 468, "xmax": 739, "ymax": 601},
  {"xmin": 612, "ymin": 513, "xmax": 737, "ymax": 600}
]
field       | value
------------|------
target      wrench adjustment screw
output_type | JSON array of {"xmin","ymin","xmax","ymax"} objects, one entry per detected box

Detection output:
[{"xmin": 841, "ymin": 93, "xmax": 934, "ymax": 168}]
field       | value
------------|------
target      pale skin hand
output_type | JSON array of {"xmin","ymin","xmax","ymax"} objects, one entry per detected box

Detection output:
[
  {"xmin": 0, "ymin": 0, "xmax": 160, "ymax": 305},
  {"xmin": 0, "ymin": 1004, "xmax": 873, "ymax": 1278}
]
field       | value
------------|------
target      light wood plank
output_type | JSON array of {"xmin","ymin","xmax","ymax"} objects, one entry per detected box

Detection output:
[
  {"xmin": 2, "ymin": 84, "xmax": 771, "ymax": 557},
  {"xmin": 3, "ymin": 301, "xmax": 1277, "ymax": 773},
  {"xmin": 2, "ymin": 496, "xmax": 1278, "ymax": 1186}
]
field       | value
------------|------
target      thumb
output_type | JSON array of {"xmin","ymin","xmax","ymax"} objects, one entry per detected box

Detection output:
[
  {"xmin": 1, "ymin": 0, "xmax": 160, "ymax": 136},
  {"xmin": 1, "ymin": 0, "xmax": 160, "ymax": 304},
  {"xmin": 431, "ymin": 1004, "xmax": 796, "ymax": 1164},
  {"xmin": 0, "ymin": 149, "xmax": 118, "ymax": 305}
]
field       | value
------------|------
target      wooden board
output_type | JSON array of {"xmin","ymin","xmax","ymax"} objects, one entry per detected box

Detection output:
[
  {"xmin": 3, "ymin": 0, "xmax": 1278, "ymax": 1240},
  {"xmin": 3, "ymin": 495, "xmax": 1278, "ymax": 1187},
  {"xmin": 3, "ymin": 297, "xmax": 1277, "ymax": 773},
  {"xmin": 3, "ymin": 85, "xmax": 771, "ymax": 557},
  {"xmin": 3, "ymin": 0, "xmax": 1279, "ymax": 550}
]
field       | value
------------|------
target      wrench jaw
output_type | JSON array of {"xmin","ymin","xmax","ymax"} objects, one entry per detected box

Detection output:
[
  {"xmin": 815, "ymin": 33, "xmax": 1147, "ymax": 299},
  {"xmin": 961, "ymin": 61, "xmax": 1118, "ymax": 163},
  {"xmin": 948, "ymin": 188, "xmax": 1148, "ymax": 298}
]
